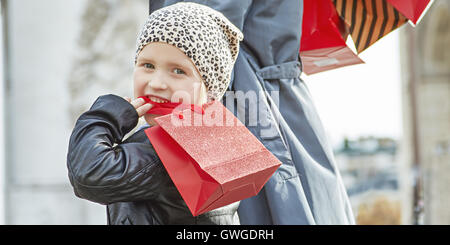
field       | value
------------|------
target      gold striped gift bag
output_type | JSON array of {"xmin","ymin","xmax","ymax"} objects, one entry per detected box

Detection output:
[{"xmin": 333, "ymin": 0, "xmax": 408, "ymax": 53}]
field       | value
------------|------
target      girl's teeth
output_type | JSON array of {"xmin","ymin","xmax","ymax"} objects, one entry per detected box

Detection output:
[{"xmin": 150, "ymin": 97, "xmax": 167, "ymax": 103}]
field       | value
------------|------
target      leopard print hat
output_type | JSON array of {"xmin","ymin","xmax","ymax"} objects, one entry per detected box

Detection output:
[{"xmin": 135, "ymin": 2, "xmax": 244, "ymax": 100}]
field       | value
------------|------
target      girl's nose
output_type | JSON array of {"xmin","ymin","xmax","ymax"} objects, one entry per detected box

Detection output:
[{"xmin": 147, "ymin": 74, "xmax": 168, "ymax": 90}]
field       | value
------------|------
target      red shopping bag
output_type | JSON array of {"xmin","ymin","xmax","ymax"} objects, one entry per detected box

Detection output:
[
  {"xmin": 387, "ymin": 0, "xmax": 432, "ymax": 25},
  {"xmin": 144, "ymin": 100, "xmax": 281, "ymax": 216},
  {"xmin": 300, "ymin": 0, "xmax": 363, "ymax": 75}
]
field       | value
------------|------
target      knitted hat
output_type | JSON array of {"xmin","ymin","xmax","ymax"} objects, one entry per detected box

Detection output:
[{"xmin": 135, "ymin": 2, "xmax": 243, "ymax": 101}]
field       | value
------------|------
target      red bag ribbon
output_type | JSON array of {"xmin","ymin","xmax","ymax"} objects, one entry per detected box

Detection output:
[{"xmin": 138, "ymin": 96, "xmax": 204, "ymax": 117}]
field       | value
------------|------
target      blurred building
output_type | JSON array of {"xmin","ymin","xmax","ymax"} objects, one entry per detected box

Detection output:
[
  {"xmin": 334, "ymin": 136, "xmax": 403, "ymax": 224},
  {"xmin": 399, "ymin": 0, "xmax": 450, "ymax": 225},
  {"xmin": 1, "ymin": 0, "xmax": 148, "ymax": 224}
]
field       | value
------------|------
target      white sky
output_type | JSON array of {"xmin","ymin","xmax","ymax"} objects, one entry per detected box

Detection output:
[{"xmin": 302, "ymin": 30, "xmax": 403, "ymax": 148}]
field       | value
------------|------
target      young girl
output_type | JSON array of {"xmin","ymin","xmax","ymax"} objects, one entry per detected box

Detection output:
[{"xmin": 67, "ymin": 2, "xmax": 243, "ymax": 225}]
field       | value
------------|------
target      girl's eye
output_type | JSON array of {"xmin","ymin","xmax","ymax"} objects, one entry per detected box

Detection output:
[
  {"xmin": 144, "ymin": 63, "xmax": 154, "ymax": 69},
  {"xmin": 173, "ymin": 68, "xmax": 186, "ymax": 75}
]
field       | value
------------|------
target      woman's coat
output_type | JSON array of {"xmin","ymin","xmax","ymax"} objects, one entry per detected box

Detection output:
[{"xmin": 150, "ymin": 0, "xmax": 355, "ymax": 224}]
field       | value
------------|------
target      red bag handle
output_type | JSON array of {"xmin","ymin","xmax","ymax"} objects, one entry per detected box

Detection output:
[{"xmin": 138, "ymin": 96, "xmax": 205, "ymax": 118}]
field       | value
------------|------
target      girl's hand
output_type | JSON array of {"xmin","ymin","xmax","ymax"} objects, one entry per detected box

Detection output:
[{"xmin": 123, "ymin": 96, "xmax": 152, "ymax": 117}]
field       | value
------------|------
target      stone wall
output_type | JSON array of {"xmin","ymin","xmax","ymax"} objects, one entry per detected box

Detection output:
[
  {"xmin": 4, "ymin": 0, "xmax": 148, "ymax": 224},
  {"xmin": 399, "ymin": 0, "xmax": 450, "ymax": 225}
]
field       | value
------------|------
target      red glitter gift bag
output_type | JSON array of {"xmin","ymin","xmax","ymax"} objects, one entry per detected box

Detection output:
[{"xmin": 144, "ymin": 100, "xmax": 281, "ymax": 216}]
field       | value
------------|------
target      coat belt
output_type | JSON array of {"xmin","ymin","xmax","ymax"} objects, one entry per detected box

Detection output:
[{"xmin": 256, "ymin": 61, "xmax": 302, "ymax": 80}]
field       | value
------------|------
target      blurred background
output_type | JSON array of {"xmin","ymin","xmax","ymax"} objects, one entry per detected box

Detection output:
[{"xmin": 0, "ymin": 0, "xmax": 448, "ymax": 224}]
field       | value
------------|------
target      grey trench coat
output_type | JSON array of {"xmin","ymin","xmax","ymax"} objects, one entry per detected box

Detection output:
[{"xmin": 149, "ymin": 0, "xmax": 355, "ymax": 225}]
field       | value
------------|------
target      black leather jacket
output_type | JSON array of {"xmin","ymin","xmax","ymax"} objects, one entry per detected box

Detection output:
[{"xmin": 66, "ymin": 94, "xmax": 240, "ymax": 225}]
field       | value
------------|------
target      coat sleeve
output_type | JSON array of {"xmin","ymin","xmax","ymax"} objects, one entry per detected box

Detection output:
[{"xmin": 66, "ymin": 94, "xmax": 170, "ymax": 205}]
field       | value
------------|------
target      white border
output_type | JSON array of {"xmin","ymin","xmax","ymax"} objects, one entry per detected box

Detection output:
[{"xmin": 0, "ymin": 0, "xmax": 5, "ymax": 225}]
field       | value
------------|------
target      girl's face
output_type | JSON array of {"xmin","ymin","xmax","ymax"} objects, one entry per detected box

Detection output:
[{"xmin": 133, "ymin": 42, "xmax": 207, "ymax": 126}]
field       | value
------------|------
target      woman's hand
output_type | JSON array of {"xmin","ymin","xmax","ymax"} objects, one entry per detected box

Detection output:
[{"xmin": 123, "ymin": 96, "xmax": 152, "ymax": 117}]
